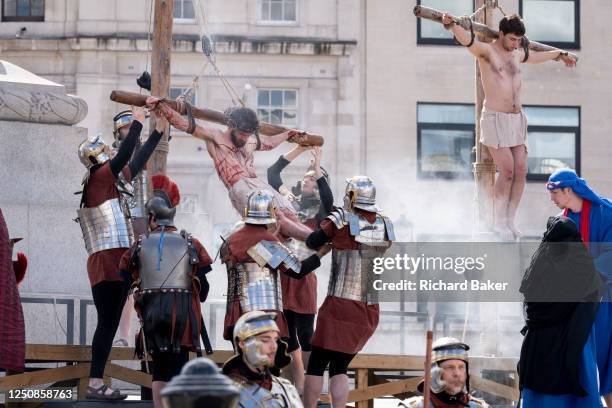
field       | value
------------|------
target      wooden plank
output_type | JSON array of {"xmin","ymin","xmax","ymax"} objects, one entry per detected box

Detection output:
[
  {"xmin": 349, "ymin": 355, "xmax": 423, "ymax": 371},
  {"xmin": 0, "ymin": 364, "xmax": 91, "ymax": 390},
  {"xmin": 471, "ymin": 375, "xmax": 520, "ymax": 401},
  {"xmin": 26, "ymin": 344, "xmax": 150, "ymax": 362},
  {"xmin": 105, "ymin": 363, "xmax": 152, "ymax": 388},
  {"xmin": 24, "ymin": 345, "xmax": 518, "ymax": 373},
  {"xmin": 348, "ymin": 377, "xmax": 422, "ymax": 403},
  {"xmin": 77, "ymin": 377, "xmax": 89, "ymax": 400},
  {"xmin": 355, "ymin": 369, "xmax": 370, "ymax": 408}
]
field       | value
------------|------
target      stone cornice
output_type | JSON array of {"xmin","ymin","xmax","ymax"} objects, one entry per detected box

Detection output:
[{"xmin": 0, "ymin": 34, "xmax": 357, "ymax": 56}]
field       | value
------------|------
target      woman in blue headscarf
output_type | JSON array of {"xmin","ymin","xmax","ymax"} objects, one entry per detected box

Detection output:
[{"xmin": 547, "ymin": 168, "xmax": 612, "ymax": 405}]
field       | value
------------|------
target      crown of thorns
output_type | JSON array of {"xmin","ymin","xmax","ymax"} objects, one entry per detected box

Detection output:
[{"xmin": 224, "ymin": 106, "xmax": 260, "ymax": 133}]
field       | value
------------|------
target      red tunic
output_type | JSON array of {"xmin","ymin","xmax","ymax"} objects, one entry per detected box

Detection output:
[
  {"xmin": 310, "ymin": 211, "xmax": 381, "ymax": 354},
  {"xmin": 119, "ymin": 226, "xmax": 213, "ymax": 349},
  {"xmin": 223, "ymin": 224, "xmax": 289, "ymax": 340},
  {"xmin": 82, "ymin": 162, "xmax": 132, "ymax": 287},
  {"xmin": 0, "ymin": 209, "xmax": 25, "ymax": 372},
  {"xmin": 281, "ymin": 217, "xmax": 317, "ymax": 315}
]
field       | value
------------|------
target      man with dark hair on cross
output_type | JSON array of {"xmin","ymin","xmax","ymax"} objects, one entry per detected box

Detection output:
[{"xmin": 441, "ymin": 12, "xmax": 577, "ymax": 241}]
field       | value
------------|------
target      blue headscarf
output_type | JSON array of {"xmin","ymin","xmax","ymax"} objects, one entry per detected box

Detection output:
[{"xmin": 547, "ymin": 169, "xmax": 612, "ymax": 209}]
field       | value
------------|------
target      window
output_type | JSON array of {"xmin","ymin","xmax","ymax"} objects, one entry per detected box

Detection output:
[
  {"xmin": 257, "ymin": 89, "xmax": 297, "ymax": 127},
  {"xmin": 258, "ymin": 0, "xmax": 297, "ymax": 24},
  {"xmin": 519, "ymin": 0, "xmax": 580, "ymax": 49},
  {"xmin": 169, "ymin": 87, "xmax": 197, "ymax": 105},
  {"xmin": 523, "ymin": 105, "xmax": 580, "ymax": 180},
  {"xmin": 417, "ymin": 0, "xmax": 473, "ymax": 45},
  {"xmin": 173, "ymin": 0, "xmax": 195, "ymax": 20},
  {"xmin": 417, "ymin": 103, "xmax": 580, "ymax": 181},
  {"xmin": 2, "ymin": 0, "xmax": 44, "ymax": 22},
  {"xmin": 417, "ymin": 103, "xmax": 475, "ymax": 179}
]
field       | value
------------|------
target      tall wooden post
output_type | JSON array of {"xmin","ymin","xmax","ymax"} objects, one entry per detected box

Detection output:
[
  {"xmin": 147, "ymin": 0, "xmax": 174, "ymax": 176},
  {"xmin": 473, "ymin": 0, "xmax": 499, "ymax": 358},
  {"xmin": 473, "ymin": 0, "xmax": 496, "ymax": 236}
]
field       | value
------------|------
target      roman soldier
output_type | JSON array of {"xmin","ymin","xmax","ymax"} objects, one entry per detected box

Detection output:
[
  {"xmin": 76, "ymin": 100, "xmax": 164, "ymax": 400},
  {"xmin": 119, "ymin": 174, "xmax": 213, "ymax": 408},
  {"xmin": 303, "ymin": 175, "xmax": 394, "ymax": 408},
  {"xmin": 222, "ymin": 310, "xmax": 303, "ymax": 407},
  {"xmin": 267, "ymin": 145, "xmax": 333, "ymax": 392},
  {"xmin": 402, "ymin": 337, "xmax": 488, "ymax": 408},
  {"xmin": 221, "ymin": 190, "xmax": 327, "ymax": 344}
]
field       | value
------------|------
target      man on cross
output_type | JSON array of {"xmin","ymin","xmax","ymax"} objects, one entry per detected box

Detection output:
[
  {"xmin": 441, "ymin": 12, "xmax": 577, "ymax": 240},
  {"xmin": 157, "ymin": 102, "xmax": 312, "ymax": 240}
]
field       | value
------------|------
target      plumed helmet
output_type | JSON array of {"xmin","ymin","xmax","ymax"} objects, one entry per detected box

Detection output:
[{"xmin": 145, "ymin": 174, "xmax": 181, "ymax": 226}]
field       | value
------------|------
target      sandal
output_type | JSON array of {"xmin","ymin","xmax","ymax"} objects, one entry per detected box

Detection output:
[
  {"xmin": 86, "ymin": 384, "xmax": 127, "ymax": 400},
  {"xmin": 113, "ymin": 338, "xmax": 129, "ymax": 347}
]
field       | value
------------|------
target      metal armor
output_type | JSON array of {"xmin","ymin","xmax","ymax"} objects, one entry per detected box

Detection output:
[
  {"xmin": 326, "ymin": 208, "xmax": 394, "ymax": 303},
  {"xmin": 326, "ymin": 208, "xmax": 395, "ymax": 246},
  {"xmin": 247, "ymin": 241, "xmax": 301, "ymax": 274},
  {"xmin": 228, "ymin": 262, "xmax": 283, "ymax": 313},
  {"xmin": 77, "ymin": 198, "xmax": 134, "ymax": 256},
  {"xmin": 118, "ymin": 171, "xmax": 148, "ymax": 219},
  {"xmin": 328, "ymin": 249, "xmax": 379, "ymax": 304},
  {"xmin": 284, "ymin": 238, "xmax": 316, "ymax": 262},
  {"xmin": 233, "ymin": 376, "xmax": 303, "ymax": 408},
  {"xmin": 137, "ymin": 231, "xmax": 197, "ymax": 292}
]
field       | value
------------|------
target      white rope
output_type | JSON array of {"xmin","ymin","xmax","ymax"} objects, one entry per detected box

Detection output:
[{"xmin": 192, "ymin": 0, "xmax": 244, "ymax": 106}]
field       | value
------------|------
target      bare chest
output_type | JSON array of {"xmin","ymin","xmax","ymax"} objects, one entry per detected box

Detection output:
[{"xmin": 483, "ymin": 53, "xmax": 521, "ymax": 80}]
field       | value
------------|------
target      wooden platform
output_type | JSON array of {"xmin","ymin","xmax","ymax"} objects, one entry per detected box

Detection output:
[{"xmin": 0, "ymin": 344, "xmax": 520, "ymax": 407}]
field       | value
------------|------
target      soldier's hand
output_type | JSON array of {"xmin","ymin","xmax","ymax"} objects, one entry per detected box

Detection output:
[
  {"xmin": 316, "ymin": 244, "xmax": 332, "ymax": 258},
  {"xmin": 132, "ymin": 106, "xmax": 146, "ymax": 123}
]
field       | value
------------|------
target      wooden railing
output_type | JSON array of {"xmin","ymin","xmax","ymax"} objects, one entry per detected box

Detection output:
[{"xmin": 0, "ymin": 344, "xmax": 519, "ymax": 405}]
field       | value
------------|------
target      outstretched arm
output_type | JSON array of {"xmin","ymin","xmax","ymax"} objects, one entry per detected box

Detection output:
[
  {"xmin": 523, "ymin": 50, "xmax": 577, "ymax": 67},
  {"xmin": 109, "ymin": 106, "xmax": 144, "ymax": 177},
  {"xmin": 442, "ymin": 13, "xmax": 490, "ymax": 59},
  {"xmin": 156, "ymin": 100, "xmax": 221, "ymax": 144},
  {"xmin": 267, "ymin": 145, "xmax": 310, "ymax": 190},
  {"xmin": 258, "ymin": 130, "xmax": 309, "ymax": 151}
]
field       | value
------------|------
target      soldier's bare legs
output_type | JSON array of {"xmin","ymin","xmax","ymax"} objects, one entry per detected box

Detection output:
[
  {"xmin": 329, "ymin": 374, "xmax": 349, "ymax": 408},
  {"xmin": 114, "ymin": 294, "xmax": 133, "ymax": 346},
  {"xmin": 289, "ymin": 348, "xmax": 305, "ymax": 395},
  {"xmin": 152, "ymin": 381, "xmax": 165, "ymax": 408},
  {"xmin": 303, "ymin": 375, "xmax": 324, "ymax": 408},
  {"xmin": 506, "ymin": 145, "xmax": 528, "ymax": 239}
]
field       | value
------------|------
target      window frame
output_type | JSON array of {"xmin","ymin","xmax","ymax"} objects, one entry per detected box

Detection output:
[
  {"xmin": 523, "ymin": 104, "xmax": 581, "ymax": 181},
  {"xmin": 173, "ymin": 0, "xmax": 196, "ymax": 23},
  {"xmin": 256, "ymin": 88, "xmax": 299, "ymax": 127},
  {"xmin": 2, "ymin": 0, "xmax": 44, "ymax": 22},
  {"xmin": 256, "ymin": 0, "xmax": 298, "ymax": 26},
  {"xmin": 416, "ymin": 0, "xmax": 475, "ymax": 46},
  {"xmin": 416, "ymin": 102, "xmax": 476, "ymax": 180},
  {"xmin": 518, "ymin": 0, "xmax": 580, "ymax": 50}
]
